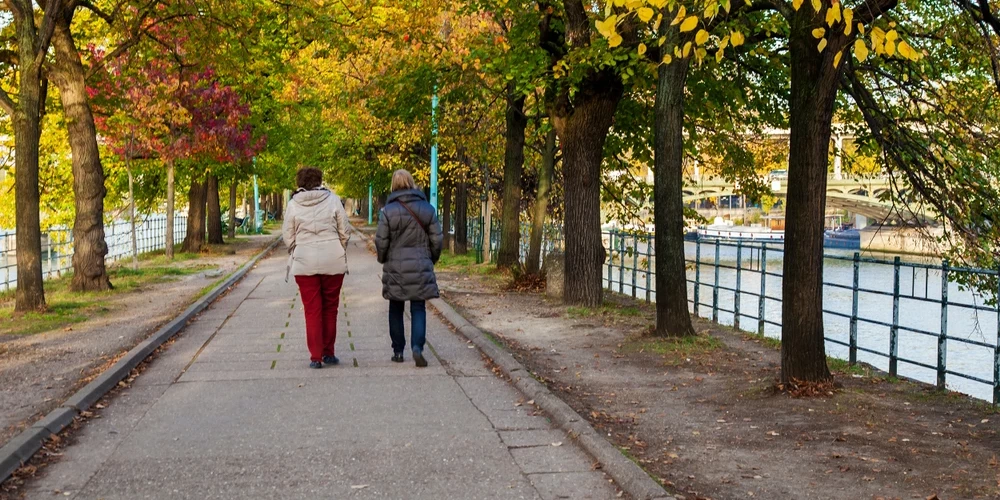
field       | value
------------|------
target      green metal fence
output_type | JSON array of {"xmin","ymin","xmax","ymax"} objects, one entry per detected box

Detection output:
[{"xmin": 601, "ymin": 230, "xmax": 1000, "ymax": 404}]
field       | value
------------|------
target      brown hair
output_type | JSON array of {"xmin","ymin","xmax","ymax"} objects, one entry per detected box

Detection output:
[
  {"xmin": 391, "ymin": 169, "xmax": 417, "ymax": 192},
  {"xmin": 296, "ymin": 167, "xmax": 322, "ymax": 190}
]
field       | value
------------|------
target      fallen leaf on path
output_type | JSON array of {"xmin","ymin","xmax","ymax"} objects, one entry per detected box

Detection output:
[
  {"xmin": 552, "ymin": 442, "xmax": 563, "ymax": 447},
  {"xmin": 351, "ymin": 484, "xmax": 369, "ymax": 489}
]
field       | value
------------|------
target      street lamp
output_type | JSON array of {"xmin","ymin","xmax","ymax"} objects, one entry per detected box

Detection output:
[
  {"xmin": 430, "ymin": 91, "xmax": 439, "ymax": 212},
  {"xmin": 252, "ymin": 157, "xmax": 261, "ymax": 233},
  {"xmin": 429, "ymin": 19, "xmax": 452, "ymax": 213}
]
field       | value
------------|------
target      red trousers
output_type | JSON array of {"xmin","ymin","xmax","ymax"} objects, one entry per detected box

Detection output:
[{"xmin": 294, "ymin": 274, "xmax": 345, "ymax": 362}]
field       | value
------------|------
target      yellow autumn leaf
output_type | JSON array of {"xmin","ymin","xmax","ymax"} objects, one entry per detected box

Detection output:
[
  {"xmin": 792, "ymin": 0, "xmax": 803, "ymax": 10},
  {"xmin": 662, "ymin": 54, "xmax": 673, "ymax": 64},
  {"xmin": 843, "ymin": 8, "xmax": 854, "ymax": 27},
  {"xmin": 682, "ymin": 41, "xmax": 692, "ymax": 57},
  {"xmin": 671, "ymin": 6, "xmax": 686, "ymax": 26},
  {"xmin": 716, "ymin": 48, "xmax": 725, "ymax": 63},
  {"xmin": 653, "ymin": 13, "xmax": 663, "ymax": 31},
  {"xmin": 609, "ymin": 33, "xmax": 623, "ymax": 47},
  {"xmin": 811, "ymin": 0, "xmax": 821, "ymax": 12},
  {"xmin": 731, "ymin": 30, "xmax": 745, "ymax": 46},
  {"xmin": 674, "ymin": 45, "xmax": 682, "ymax": 57},
  {"xmin": 885, "ymin": 29, "xmax": 898, "ymax": 42},
  {"xmin": 637, "ymin": 7, "xmax": 654, "ymax": 23},
  {"xmin": 812, "ymin": 27, "xmax": 825, "ymax": 39},
  {"xmin": 625, "ymin": 0, "xmax": 643, "ymax": 8},
  {"xmin": 680, "ymin": 15, "xmax": 699, "ymax": 33},
  {"xmin": 638, "ymin": 43, "xmax": 647, "ymax": 56},
  {"xmin": 833, "ymin": 50, "xmax": 842, "ymax": 67},
  {"xmin": 885, "ymin": 39, "xmax": 896, "ymax": 56},
  {"xmin": 613, "ymin": 0, "xmax": 626, "ymax": 6},
  {"xmin": 595, "ymin": 16, "xmax": 618, "ymax": 38},
  {"xmin": 858, "ymin": 23, "xmax": 865, "ymax": 35},
  {"xmin": 898, "ymin": 40, "xmax": 919, "ymax": 61},
  {"xmin": 658, "ymin": 36, "xmax": 666, "ymax": 46},
  {"xmin": 696, "ymin": 47, "xmax": 707, "ymax": 61},
  {"xmin": 854, "ymin": 39, "xmax": 869, "ymax": 61},
  {"xmin": 705, "ymin": 2, "xmax": 718, "ymax": 19},
  {"xmin": 817, "ymin": 38, "xmax": 827, "ymax": 53},
  {"xmin": 695, "ymin": 29, "xmax": 710, "ymax": 45},
  {"xmin": 719, "ymin": 35, "xmax": 730, "ymax": 50},
  {"xmin": 825, "ymin": 4, "xmax": 839, "ymax": 27},
  {"xmin": 650, "ymin": 0, "xmax": 667, "ymax": 7}
]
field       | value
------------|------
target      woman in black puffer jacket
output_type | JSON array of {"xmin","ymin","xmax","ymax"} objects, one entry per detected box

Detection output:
[{"xmin": 375, "ymin": 169, "xmax": 443, "ymax": 367}]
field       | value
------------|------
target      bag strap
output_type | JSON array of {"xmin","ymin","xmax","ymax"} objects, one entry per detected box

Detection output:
[{"xmin": 397, "ymin": 201, "xmax": 430, "ymax": 235}]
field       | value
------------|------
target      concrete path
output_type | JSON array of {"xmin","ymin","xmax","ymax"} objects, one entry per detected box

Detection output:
[{"xmin": 25, "ymin": 237, "xmax": 618, "ymax": 499}]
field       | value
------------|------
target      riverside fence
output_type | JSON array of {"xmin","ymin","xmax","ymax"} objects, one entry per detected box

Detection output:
[
  {"xmin": 1, "ymin": 215, "xmax": 188, "ymax": 292},
  {"xmin": 600, "ymin": 230, "xmax": 1000, "ymax": 405}
]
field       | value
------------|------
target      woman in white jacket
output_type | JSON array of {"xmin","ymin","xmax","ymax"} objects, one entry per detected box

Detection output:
[{"xmin": 282, "ymin": 168, "xmax": 351, "ymax": 368}]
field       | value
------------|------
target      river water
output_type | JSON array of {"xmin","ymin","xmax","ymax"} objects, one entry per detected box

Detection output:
[{"xmin": 600, "ymin": 237, "xmax": 999, "ymax": 403}]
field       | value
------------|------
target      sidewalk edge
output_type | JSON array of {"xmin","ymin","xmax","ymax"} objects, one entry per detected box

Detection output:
[
  {"xmin": 429, "ymin": 297, "xmax": 675, "ymax": 500},
  {"xmin": 0, "ymin": 236, "xmax": 281, "ymax": 485}
]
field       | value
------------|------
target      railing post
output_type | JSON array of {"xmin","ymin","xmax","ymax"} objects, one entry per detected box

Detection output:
[
  {"xmin": 890, "ymin": 256, "xmax": 901, "ymax": 377},
  {"xmin": 758, "ymin": 245, "xmax": 767, "ymax": 335},
  {"xmin": 994, "ymin": 266, "xmax": 1000, "ymax": 405},
  {"xmin": 849, "ymin": 252, "xmax": 860, "ymax": 365},
  {"xmin": 693, "ymin": 239, "xmax": 701, "ymax": 316},
  {"xmin": 604, "ymin": 231, "xmax": 611, "ymax": 289},
  {"xmin": 645, "ymin": 235, "xmax": 652, "ymax": 303},
  {"xmin": 938, "ymin": 259, "xmax": 949, "ymax": 390},
  {"xmin": 713, "ymin": 239, "xmax": 720, "ymax": 323},
  {"xmin": 632, "ymin": 235, "xmax": 638, "ymax": 298},
  {"xmin": 618, "ymin": 232, "xmax": 625, "ymax": 295},
  {"xmin": 735, "ymin": 240, "xmax": 742, "ymax": 331}
]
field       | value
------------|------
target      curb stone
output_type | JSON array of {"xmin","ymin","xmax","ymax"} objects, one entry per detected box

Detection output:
[
  {"xmin": 0, "ymin": 237, "xmax": 282, "ymax": 485},
  {"xmin": 430, "ymin": 298, "xmax": 676, "ymax": 500}
]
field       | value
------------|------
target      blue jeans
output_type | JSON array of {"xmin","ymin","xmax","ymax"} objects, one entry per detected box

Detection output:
[{"xmin": 389, "ymin": 300, "xmax": 426, "ymax": 355}]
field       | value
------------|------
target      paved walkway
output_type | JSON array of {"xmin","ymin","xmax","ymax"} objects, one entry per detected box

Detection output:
[{"xmin": 25, "ymin": 236, "xmax": 618, "ymax": 499}]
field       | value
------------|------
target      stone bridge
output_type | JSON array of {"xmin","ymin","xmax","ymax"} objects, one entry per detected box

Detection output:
[{"xmin": 683, "ymin": 175, "xmax": 936, "ymax": 225}]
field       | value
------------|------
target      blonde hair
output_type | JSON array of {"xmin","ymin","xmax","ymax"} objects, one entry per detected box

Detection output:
[{"xmin": 391, "ymin": 169, "xmax": 417, "ymax": 192}]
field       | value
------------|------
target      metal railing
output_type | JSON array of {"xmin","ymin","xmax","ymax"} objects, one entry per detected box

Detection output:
[
  {"xmin": 601, "ymin": 229, "xmax": 1000, "ymax": 404},
  {"xmin": 1, "ymin": 215, "xmax": 188, "ymax": 291},
  {"xmin": 464, "ymin": 219, "xmax": 564, "ymax": 266}
]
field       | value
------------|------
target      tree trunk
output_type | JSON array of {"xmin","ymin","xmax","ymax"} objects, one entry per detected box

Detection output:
[
  {"xmin": 181, "ymin": 175, "xmax": 208, "ymax": 253},
  {"xmin": 781, "ymin": 11, "xmax": 843, "ymax": 384},
  {"xmin": 228, "ymin": 182, "xmax": 238, "ymax": 240},
  {"xmin": 653, "ymin": 55, "xmax": 696, "ymax": 337},
  {"xmin": 128, "ymin": 165, "xmax": 138, "ymax": 270},
  {"xmin": 442, "ymin": 182, "xmax": 452, "ymax": 252},
  {"xmin": 51, "ymin": 19, "xmax": 111, "ymax": 292},
  {"xmin": 246, "ymin": 185, "xmax": 255, "ymax": 232},
  {"xmin": 166, "ymin": 161, "xmax": 175, "ymax": 259},
  {"xmin": 207, "ymin": 175, "xmax": 223, "ymax": 244},
  {"xmin": 483, "ymin": 189, "xmax": 493, "ymax": 264},
  {"xmin": 527, "ymin": 127, "xmax": 557, "ymax": 275},
  {"xmin": 12, "ymin": 69, "xmax": 46, "ymax": 312},
  {"xmin": 497, "ymin": 85, "xmax": 528, "ymax": 269},
  {"xmin": 455, "ymin": 181, "xmax": 469, "ymax": 255},
  {"xmin": 551, "ymin": 77, "xmax": 624, "ymax": 306},
  {"xmin": 275, "ymin": 192, "xmax": 284, "ymax": 220}
]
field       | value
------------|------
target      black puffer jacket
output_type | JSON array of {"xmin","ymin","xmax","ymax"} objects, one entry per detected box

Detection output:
[{"xmin": 375, "ymin": 189, "xmax": 443, "ymax": 301}]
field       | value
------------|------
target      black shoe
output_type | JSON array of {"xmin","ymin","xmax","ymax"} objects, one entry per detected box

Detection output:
[
  {"xmin": 309, "ymin": 361, "xmax": 323, "ymax": 369},
  {"xmin": 391, "ymin": 353, "xmax": 404, "ymax": 363},
  {"xmin": 322, "ymin": 355, "xmax": 339, "ymax": 365},
  {"xmin": 413, "ymin": 351, "xmax": 427, "ymax": 368}
]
